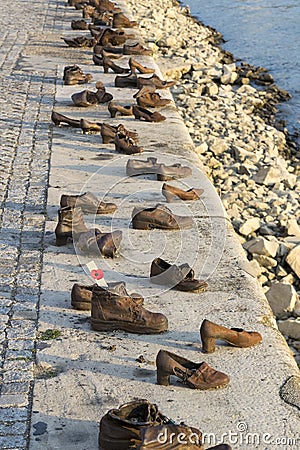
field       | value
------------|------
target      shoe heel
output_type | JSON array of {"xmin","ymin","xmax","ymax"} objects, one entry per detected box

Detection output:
[
  {"xmin": 109, "ymin": 108, "xmax": 117, "ymax": 118},
  {"xmin": 202, "ymin": 337, "xmax": 216, "ymax": 353},
  {"xmin": 56, "ymin": 235, "xmax": 69, "ymax": 246},
  {"xmin": 103, "ymin": 64, "xmax": 109, "ymax": 73},
  {"xmin": 162, "ymin": 191, "xmax": 174, "ymax": 203},
  {"xmin": 157, "ymin": 368, "xmax": 170, "ymax": 386}
]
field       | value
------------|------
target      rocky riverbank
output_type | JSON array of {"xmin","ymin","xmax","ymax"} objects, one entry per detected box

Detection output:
[{"xmin": 127, "ymin": 0, "xmax": 300, "ymax": 365}]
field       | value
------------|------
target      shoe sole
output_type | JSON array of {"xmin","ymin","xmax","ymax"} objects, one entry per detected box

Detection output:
[
  {"xmin": 132, "ymin": 219, "xmax": 192, "ymax": 230},
  {"xmin": 91, "ymin": 318, "xmax": 167, "ymax": 334}
]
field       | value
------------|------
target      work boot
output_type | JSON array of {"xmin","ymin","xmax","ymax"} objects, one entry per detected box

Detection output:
[
  {"xmin": 132, "ymin": 105, "xmax": 166, "ymax": 122},
  {"xmin": 129, "ymin": 57, "xmax": 154, "ymax": 74},
  {"xmin": 63, "ymin": 65, "xmax": 93, "ymax": 85},
  {"xmin": 162, "ymin": 183, "xmax": 204, "ymax": 202},
  {"xmin": 131, "ymin": 204, "xmax": 193, "ymax": 230},
  {"xmin": 55, "ymin": 206, "xmax": 88, "ymax": 246},
  {"xmin": 112, "ymin": 12, "xmax": 138, "ymax": 28},
  {"xmin": 108, "ymin": 101, "xmax": 133, "ymax": 118},
  {"xmin": 71, "ymin": 281, "xmax": 143, "ymax": 310},
  {"xmin": 115, "ymin": 132, "xmax": 143, "ymax": 155},
  {"xmin": 99, "ymin": 400, "xmax": 203, "ymax": 449},
  {"xmin": 156, "ymin": 350, "xmax": 229, "ymax": 389},
  {"xmin": 76, "ymin": 229, "xmax": 122, "ymax": 257},
  {"xmin": 60, "ymin": 191, "xmax": 117, "ymax": 214},
  {"xmin": 91, "ymin": 284, "xmax": 168, "ymax": 333},
  {"xmin": 150, "ymin": 258, "xmax": 208, "ymax": 293},
  {"xmin": 137, "ymin": 74, "xmax": 176, "ymax": 90},
  {"xmin": 51, "ymin": 111, "xmax": 81, "ymax": 128},
  {"xmin": 200, "ymin": 319, "xmax": 263, "ymax": 353}
]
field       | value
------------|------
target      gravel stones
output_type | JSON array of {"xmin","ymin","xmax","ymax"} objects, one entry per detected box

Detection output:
[{"xmin": 266, "ymin": 282, "xmax": 298, "ymax": 319}]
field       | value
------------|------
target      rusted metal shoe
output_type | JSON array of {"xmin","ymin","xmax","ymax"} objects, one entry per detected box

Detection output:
[
  {"xmin": 162, "ymin": 183, "xmax": 204, "ymax": 202},
  {"xmin": 63, "ymin": 65, "xmax": 93, "ymax": 85},
  {"xmin": 132, "ymin": 204, "xmax": 193, "ymax": 230},
  {"xmin": 150, "ymin": 257, "xmax": 208, "ymax": 293},
  {"xmin": 76, "ymin": 229, "xmax": 122, "ymax": 257},
  {"xmin": 114, "ymin": 131, "xmax": 143, "ymax": 155},
  {"xmin": 55, "ymin": 206, "xmax": 88, "ymax": 246},
  {"xmin": 51, "ymin": 111, "xmax": 81, "ymax": 128},
  {"xmin": 108, "ymin": 101, "xmax": 133, "ymax": 118},
  {"xmin": 60, "ymin": 191, "xmax": 117, "ymax": 214},
  {"xmin": 91, "ymin": 285, "xmax": 168, "ymax": 334},
  {"xmin": 132, "ymin": 105, "xmax": 166, "ymax": 122}
]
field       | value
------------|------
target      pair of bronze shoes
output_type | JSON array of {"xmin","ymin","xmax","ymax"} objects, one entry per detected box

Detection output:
[
  {"xmin": 63, "ymin": 65, "xmax": 93, "ymax": 85},
  {"xmin": 126, "ymin": 157, "xmax": 192, "ymax": 180},
  {"xmin": 115, "ymin": 129, "xmax": 143, "ymax": 155},
  {"xmin": 71, "ymin": 81, "xmax": 113, "ymax": 107},
  {"xmin": 134, "ymin": 85, "xmax": 172, "ymax": 108},
  {"xmin": 93, "ymin": 43, "xmax": 152, "ymax": 60}
]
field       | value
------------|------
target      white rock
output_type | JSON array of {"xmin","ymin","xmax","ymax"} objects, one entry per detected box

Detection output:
[
  {"xmin": 205, "ymin": 82, "xmax": 219, "ymax": 96},
  {"xmin": 293, "ymin": 299, "xmax": 300, "ymax": 318},
  {"xmin": 266, "ymin": 282, "xmax": 298, "ymax": 319},
  {"xmin": 277, "ymin": 318, "xmax": 300, "ymax": 340},
  {"xmin": 253, "ymin": 166, "xmax": 283, "ymax": 185},
  {"xmin": 239, "ymin": 217, "xmax": 261, "ymax": 236},
  {"xmin": 244, "ymin": 237, "xmax": 279, "ymax": 257},
  {"xmin": 286, "ymin": 245, "xmax": 300, "ymax": 278}
]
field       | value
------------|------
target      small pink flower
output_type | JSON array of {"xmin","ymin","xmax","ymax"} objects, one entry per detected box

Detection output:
[{"xmin": 90, "ymin": 269, "xmax": 104, "ymax": 280}]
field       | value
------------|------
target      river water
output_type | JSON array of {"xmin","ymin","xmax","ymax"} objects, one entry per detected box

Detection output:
[{"xmin": 183, "ymin": 0, "xmax": 300, "ymax": 136}]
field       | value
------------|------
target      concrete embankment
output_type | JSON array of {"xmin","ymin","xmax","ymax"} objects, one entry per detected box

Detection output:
[{"xmin": 20, "ymin": 1, "xmax": 300, "ymax": 449}]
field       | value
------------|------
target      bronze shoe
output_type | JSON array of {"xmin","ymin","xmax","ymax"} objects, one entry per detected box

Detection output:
[
  {"xmin": 131, "ymin": 204, "xmax": 193, "ymax": 230},
  {"xmin": 94, "ymin": 43, "xmax": 123, "ymax": 55},
  {"xmin": 100, "ymin": 123, "xmax": 138, "ymax": 144},
  {"xmin": 123, "ymin": 43, "xmax": 152, "ymax": 55},
  {"xmin": 108, "ymin": 101, "xmax": 133, "ymax": 118},
  {"xmin": 156, "ymin": 350, "xmax": 229, "ymax": 389},
  {"xmin": 103, "ymin": 56, "xmax": 130, "ymax": 74},
  {"xmin": 157, "ymin": 163, "xmax": 192, "ymax": 181},
  {"xmin": 71, "ymin": 19, "xmax": 89, "ymax": 30},
  {"xmin": 150, "ymin": 257, "xmax": 208, "ymax": 293},
  {"xmin": 207, "ymin": 446, "xmax": 232, "ymax": 450},
  {"xmin": 200, "ymin": 319, "xmax": 263, "ymax": 353},
  {"xmin": 60, "ymin": 191, "xmax": 117, "ymax": 214},
  {"xmin": 96, "ymin": 28, "xmax": 133, "ymax": 46},
  {"xmin": 115, "ymin": 73, "xmax": 138, "ymax": 88},
  {"xmin": 115, "ymin": 132, "xmax": 143, "ymax": 155},
  {"xmin": 162, "ymin": 183, "xmax": 204, "ymax": 202},
  {"xmin": 55, "ymin": 206, "xmax": 88, "ymax": 246},
  {"xmin": 71, "ymin": 282, "xmax": 143, "ymax": 310},
  {"xmin": 71, "ymin": 83, "xmax": 113, "ymax": 106},
  {"xmin": 112, "ymin": 12, "xmax": 138, "ymax": 28},
  {"xmin": 132, "ymin": 105, "xmax": 166, "ymax": 122},
  {"xmin": 63, "ymin": 65, "xmax": 93, "ymax": 85},
  {"xmin": 76, "ymin": 229, "xmax": 122, "ymax": 257},
  {"xmin": 80, "ymin": 118, "xmax": 102, "ymax": 134},
  {"xmin": 51, "ymin": 111, "xmax": 81, "ymax": 128},
  {"xmin": 91, "ymin": 285, "xmax": 168, "ymax": 334},
  {"xmin": 99, "ymin": 400, "xmax": 203, "ymax": 450},
  {"xmin": 136, "ymin": 92, "xmax": 172, "ymax": 108},
  {"xmin": 137, "ymin": 74, "xmax": 176, "ymax": 90},
  {"xmin": 129, "ymin": 57, "xmax": 154, "ymax": 74},
  {"xmin": 126, "ymin": 157, "xmax": 160, "ymax": 176}
]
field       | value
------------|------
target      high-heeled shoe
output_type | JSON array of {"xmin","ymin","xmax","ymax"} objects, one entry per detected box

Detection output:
[
  {"xmin": 132, "ymin": 105, "xmax": 166, "ymax": 122},
  {"xmin": 102, "ymin": 56, "xmax": 130, "ymax": 74},
  {"xmin": 51, "ymin": 111, "xmax": 81, "ymax": 128},
  {"xmin": 123, "ymin": 43, "xmax": 152, "ymax": 55},
  {"xmin": 162, "ymin": 183, "xmax": 204, "ymax": 202},
  {"xmin": 108, "ymin": 101, "xmax": 133, "ymax": 118},
  {"xmin": 200, "ymin": 319, "xmax": 263, "ymax": 353},
  {"xmin": 129, "ymin": 57, "xmax": 154, "ymax": 74},
  {"xmin": 156, "ymin": 350, "xmax": 229, "ymax": 389}
]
